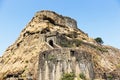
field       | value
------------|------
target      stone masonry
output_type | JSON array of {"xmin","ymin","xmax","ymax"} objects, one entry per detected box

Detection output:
[{"xmin": 38, "ymin": 48, "xmax": 94, "ymax": 80}]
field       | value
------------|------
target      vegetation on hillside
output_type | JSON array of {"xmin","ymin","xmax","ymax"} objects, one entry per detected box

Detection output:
[
  {"xmin": 94, "ymin": 37, "xmax": 104, "ymax": 44},
  {"xmin": 61, "ymin": 72, "xmax": 75, "ymax": 80}
]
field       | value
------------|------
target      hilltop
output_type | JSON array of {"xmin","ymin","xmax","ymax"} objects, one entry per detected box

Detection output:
[{"xmin": 0, "ymin": 10, "xmax": 120, "ymax": 80}]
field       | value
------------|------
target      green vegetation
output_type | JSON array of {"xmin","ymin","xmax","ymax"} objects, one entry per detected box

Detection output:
[
  {"xmin": 72, "ymin": 39, "xmax": 82, "ymax": 47},
  {"xmin": 89, "ymin": 43, "xmax": 108, "ymax": 52},
  {"xmin": 60, "ymin": 41, "xmax": 73, "ymax": 47},
  {"xmin": 117, "ymin": 63, "xmax": 120, "ymax": 68},
  {"xmin": 95, "ymin": 46, "xmax": 108, "ymax": 52},
  {"xmin": 48, "ymin": 55, "xmax": 56, "ymax": 60},
  {"xmin": 94, "ymin": 37, "xmax": 104, "ymax": 44},
  {"xmin": 79, "ymin": 73, "xmax": 86, "ymax": 80},
  {"xmin": 60, "ymin": 39, "xmax": 82, "ymax": 47},
  {"xmin": 61, "ymin": 72, "xmax": 75, "ymax": 80},
  {"xmin": 61, "ymin": 72, "xmax": 88, "ymax": 80},
  {"xmin": 107, "ymin": 75, "xmax": 113, "ymax": 80}
]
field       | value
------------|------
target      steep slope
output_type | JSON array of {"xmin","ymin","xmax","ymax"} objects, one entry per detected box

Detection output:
[{"xmin": 0, "ymin": 10, "xmax": 120, "ymax": 80}]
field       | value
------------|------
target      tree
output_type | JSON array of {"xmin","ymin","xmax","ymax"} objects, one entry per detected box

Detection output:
[{"xmin": 94, "ymin": 37, "xmax": 104, "ymax": 44}]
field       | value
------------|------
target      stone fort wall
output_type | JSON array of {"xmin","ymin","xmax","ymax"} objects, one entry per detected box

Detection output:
[{"xmin": 38, "ymin": 48, "xmax": 94, "ymax": 80}]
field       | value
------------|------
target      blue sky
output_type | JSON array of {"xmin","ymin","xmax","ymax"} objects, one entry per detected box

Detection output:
[{"xmin": 0, "ymin": 0, "xmax": 120, "ymax": 56}]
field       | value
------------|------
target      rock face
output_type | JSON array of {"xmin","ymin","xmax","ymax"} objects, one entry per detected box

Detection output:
[
  {"xmin": 35, "ymin": 10, "xmax": 77, "ymax": 29},
  {"xmin": 0, "ymin": 10, "xmax": 120, "ymax": 80}
]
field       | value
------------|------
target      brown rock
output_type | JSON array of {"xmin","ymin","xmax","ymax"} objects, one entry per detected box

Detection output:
[{"xmin": 0, "ymin": 10, "xmax": 120, "ymax": 80}]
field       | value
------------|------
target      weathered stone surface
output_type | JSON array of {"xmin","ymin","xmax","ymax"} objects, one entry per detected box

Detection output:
[
  {"xmin": 38, "ymin": 48, "xmax": 94, "ymax": 80},
  {"xmin": 0, "ymin": 10, "xmax": 120, "ymax": 80},
  {"xmin": 35, "ymin": 10, "xmax": 77, "ymax": 29}
]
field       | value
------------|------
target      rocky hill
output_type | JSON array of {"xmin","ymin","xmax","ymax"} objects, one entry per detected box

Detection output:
[{"xmin": 0, "ymin": 10, "xmax": 120, "ymax": 80}]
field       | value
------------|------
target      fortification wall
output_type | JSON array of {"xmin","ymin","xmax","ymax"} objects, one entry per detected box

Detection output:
[{"xmin": 38, "ymin": 48, "xmax": 94, "ymax": 80}]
